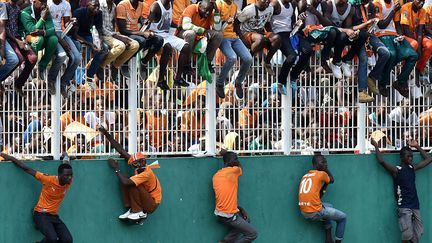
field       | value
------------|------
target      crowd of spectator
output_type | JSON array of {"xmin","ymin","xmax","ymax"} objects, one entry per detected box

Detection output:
[{"xmin": 1, "ymin": 0, "xmax": 432, "ymax": 158}]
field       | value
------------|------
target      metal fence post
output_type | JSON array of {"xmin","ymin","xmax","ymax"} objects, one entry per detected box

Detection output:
[
  {"xmin": 128, "ymin": 58, "xmax": 138, "ymax": 155},
  {"xmin": 205, "ymin": 77, "xmax": 216, "ymax": 156},
  {"xmin": 51, "ymin": 78, "xmax": 61, "ymax": 160},
  {"xmin": 357, "ymin": 103, "xmax": 366, "ymax": 154},
  {"xmin": 282, "ymin": 82, "xmax": 292, "ymax": 155}
]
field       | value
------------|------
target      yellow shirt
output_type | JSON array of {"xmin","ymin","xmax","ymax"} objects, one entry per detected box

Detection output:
[{"xmin": 216, "ymin": 0, "xmax": 238, "ymax": 38}]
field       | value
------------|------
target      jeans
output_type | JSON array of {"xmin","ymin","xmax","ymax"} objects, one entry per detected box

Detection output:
[
  {"xmin": 302, "ymin": 202, "xmax": 347, "ymax": 241},
  {"xmin": 74, "ymin": 35, "xmax": 109, "ymax": 77},
  {"xmin": 56, "ymin": 31, "xmax": 81, "ymax": 86},
  {"xmin": 0, "ymin": 41, "xmax": 19, "ymax": 81},
  {"xmin": 48, "ymin": 44, "xmax": 67, "ymax": 84},
  {"xmin": 218, "ymin": 212, "xmax": 258, "ymax": 243},
  {"xmin": 278, "ymin": 32, "xmax": 312, "ymax": 84},
  {"xmin": 33, "ymin": 211, "xmax": 73, "ymax": 243},
  {"xmin": 334, "ymin": 30, "xmax": 368, "ymax": 64},
  {"xmin": 128, "ymin": 34, "xmax": 164, "ymax": 54},
  {"xmin": 217, "ymin": 38, "xmax": 252, "ymax": 85},
  {"xmin": 379, "ymin": 35, "xmax": 418, "ymax": 87},
  {"xmin": 8, "ymin": 40, "xmax": 38, "ymax": 88}
]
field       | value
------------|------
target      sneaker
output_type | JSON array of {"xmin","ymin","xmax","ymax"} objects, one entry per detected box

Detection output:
[
  {"xmin": 38, "ymin": 69, "xmax": 46, "ymax": 80},
  {"xmin": 340, "ymin": 62, "xmax": 352, "ymax": 77},
  {"xmin": 367, "ymin": 76, "xmax": 379, "ymax": 95},
  {"xmin": 120, "ymin": 66, "xmax": 131, "ymax": 79},
  {"xmin": 157, "ymin": 79, "xmax": 170, "ymax": 91},
  {"xmin": 320, "ymin": 60, "xmax": 332, "ymax": 73},
  {"xmin": 216, "ymin": 84, "xmax": 225, "ymax": 98},
  {"xmin": 60, "ymin": 84, "xmax": 68, "ymax": 97},
  {"xmin": 264, "ymin": 63, "xmax": 275, "ymax": 76},
  {"xmin": 358, "ymin": 90, "xmax": 374, "ymax": 103},
  {"xmin": 393, "ymin": 81, "xmax": 409, "ymax": 98},
  {"xmin": 48, "ymin": 81, "xmax": 56, "ymax": 95},
  {"xmin": 235, "ymin": 83, "xmax": 244, "ymax": 100},
  {"xmin": 329, "ymin": 62, "xmax": 343, "ymax": 79},
  {"xmin": 183, "ymin": 65, "xmax": 195, "ymax": 76},
  {"xmin": 86, "ymin": 77, "xmax": 97, "ymax": 90},
  {"xmin": 277, "ymin": 83, "xmax": 287, "ymax": 95},
  {"xmin": 208, "ymin": 63, "xmax": 215, "ymax": 73},
  {"xmin": 379, "ymin": 86, "xmax": 390, "ymax": 97},
  {"xmin": 174, "ymin": 77, "xmax": 189, "ymax": 87},
  {"xmin": 67, "ymin": 83, "xmax": 77, "ymax": 94},
  {"xmin": 119, "ymin": 209, "xmax": 131, "ymax": 219},
  {"xmin": 127, "ymin": 211, "xmax": 147, "ymax": 220}
]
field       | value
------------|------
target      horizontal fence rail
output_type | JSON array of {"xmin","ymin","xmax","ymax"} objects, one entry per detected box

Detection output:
[{"xmin": 0, "ymin": 46, "xmax": 431, "ymax": 159}]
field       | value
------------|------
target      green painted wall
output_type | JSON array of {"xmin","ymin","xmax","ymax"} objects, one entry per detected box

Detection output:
[{"xmin": 0, "ymin": 154, "xmax": 431, "ymax": 243}]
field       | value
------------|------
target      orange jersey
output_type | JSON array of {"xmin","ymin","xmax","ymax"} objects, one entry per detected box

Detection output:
[
  {"xmin": 130, "ymin": 168, "xmax": 162, "ymax": 203},
  {"xmin": 216, "ymin": 0, "xmax": 238, "ymax": 38},
  {"xmin": 298, "ymin": 170, "xmax": 330, "ymax": 213},
  {"xmin": 426, "ymin": 5, "xmax": 432, "ymax": 25},
  {"xmin": 239, "ymin": 108, "xmax": 258, "ymax": 128},
  {"xmin": 181, "ymin": 111, "xmax": 206, "ymax": 139},
  {"xmin": 373, "ymin": 0, "xmax": 403, "ymax": 36},
  {"xmin": 145, "ymin": 111, "xmax": 168, "ymax": 149},
  {"xmin": 399, "ymin": 2, "xmax": 426, "ymax": 33},
  {"xmin": 172, "ymin": 0, "xmax": 191, "ymax": 26},
  {"xmin": 34, "ymin": 172, "xmax": 72, "ymax": 215},
  {"xmin": 142, "ymin": 0, "xmax": 155, "ymax": 19},
  {"xmin": 212, "ymin": 166, "xmax": 242, "ymax": 214},
  {"xmin": 180, "ymin": 4, "xmax": 214, "ymax": 29},
  {"xmin": 116, "ymin": 0, "xmax": 144, "ymax": 32}
]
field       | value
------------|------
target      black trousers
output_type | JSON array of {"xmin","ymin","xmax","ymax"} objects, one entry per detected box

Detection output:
[{"xmin": 33, "ymin": 211, "xmax": 73, "ymax": 243}]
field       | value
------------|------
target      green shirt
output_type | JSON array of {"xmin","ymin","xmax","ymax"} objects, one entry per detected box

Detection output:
[{"xmin": 19, "ymin": 6, "xmax": 56, "ymax": 37}]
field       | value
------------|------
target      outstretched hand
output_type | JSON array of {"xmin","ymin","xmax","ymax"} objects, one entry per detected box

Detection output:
[
  {"xmin": 108, "ymin": 158, "xmax": 119, "ymax": 170},
  {"xmin": 408, "ymin": 139, "xmax": 419, "ymax": 148}
]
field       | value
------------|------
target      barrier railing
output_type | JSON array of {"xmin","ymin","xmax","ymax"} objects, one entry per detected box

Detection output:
[{"xmin": 0, "ymin": 46, "xmax": 431, "ymax": 159}]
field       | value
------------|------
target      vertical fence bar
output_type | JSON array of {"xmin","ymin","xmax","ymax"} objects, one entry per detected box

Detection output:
[
  {"xmin": 205, "ymin": 76, "xmax": 216, "ymax": 156},
  {"xmin": 51, "ymin": 77, "xmax": 62, "ymax": 159},
  {"xmin": 128, "ymin": 58, "xmax": 138, "ymax": 155},
  {"xmin": 357, "ymin": 103, "xmax": 366, "ymax": 154},
  {"xmin": 282, "ymin": 80, "xmax": 291, "ymax": 155}
]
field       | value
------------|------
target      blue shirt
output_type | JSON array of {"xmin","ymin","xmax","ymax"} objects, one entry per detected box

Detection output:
[{"xmin": 393, "ymin": 165, "xmax": 420, "ymax": 209}]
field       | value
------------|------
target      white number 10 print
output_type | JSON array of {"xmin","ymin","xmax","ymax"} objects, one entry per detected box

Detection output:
[{"xmin": 299, "ymin": 178, "xmax": 312, "ymax": 194}]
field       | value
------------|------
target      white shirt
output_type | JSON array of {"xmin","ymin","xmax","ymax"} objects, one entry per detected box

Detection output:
[
  {"xmin": 238, "ymin": 4, "xmax": 274, "ymax": 33},
  {"xmin": 48, "ymin": 0, "xmax": 71, "ymax": 31},
  {"xmin": 0, "ymin": 3, "xmax": 8, "ymax": 20}
]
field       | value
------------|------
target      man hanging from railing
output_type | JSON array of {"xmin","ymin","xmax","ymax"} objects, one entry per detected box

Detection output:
[
  {"xmin": 373, "ymin": 0, "xmax": 417, "ymax": 98},
  {"xmin": 98, "ymin": 126, "xmax": 162, "ymax": 222},
  {"xmin": 115, "ymin": 0, "xmax": 164, "ymax": 80},
  {"xmin": 237, "ymin": 0, "xmax": 281, "ymax": 75},
  {"xmin": 48, "ymin": 0, "xmax": 82, "ymax": 97},
  {"xmin": 147, "ymin": 0, "xmax": 192, "ymax": 89},
  {"xmin": 271, "ymin": 0, "xmax": 313, "ymax": 96},
  {"xmin": 214, "ymin": 0, "xmax": 253, "ymax": 100},
  {"xmin": 178, "ymin": 0, "xmax": 224, "ymax": 75},
  {"xmin": 0, "ymin": 2, "xmax": 19, "ymax": 90},
  {"xmin": 398, "ymin": 0, "xmax": 432, "ymax": 87},
  {"xmin": 3, "ymin": 0, "xmax": 37, "ymax": 96},
  {"xmin": 71, "ymin": 0, "xmax": 109, "ymax": 89},
  {"xmin": 20, "ymin": 0, "xmax": 63, "ymax": 95}
]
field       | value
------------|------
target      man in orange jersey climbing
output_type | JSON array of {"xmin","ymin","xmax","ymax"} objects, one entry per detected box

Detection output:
[
  {"xmin": 298, "ymin": 154, "xmax": 346, "ymax": 243},
  {"xmin": 212, "ymin": 150, "xmax": 258, "ymax": 243}
]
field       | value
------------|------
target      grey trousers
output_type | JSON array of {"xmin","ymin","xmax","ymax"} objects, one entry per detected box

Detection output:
[
  {"xmin": 217, "ymin": 212, "xmax": 258, "ymax": 243},
  {"xmin": 179, "ymin": 29, "xmax": 223, "ymax": 63},
  {"xmin": 398, "ymin": 208, "xmax": 424, "ymax": 242}
]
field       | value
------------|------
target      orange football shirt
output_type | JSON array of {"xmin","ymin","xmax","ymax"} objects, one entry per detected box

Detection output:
[{"xmin": 298, "ymin": 170, "xmax": 330, "ymax": 213}]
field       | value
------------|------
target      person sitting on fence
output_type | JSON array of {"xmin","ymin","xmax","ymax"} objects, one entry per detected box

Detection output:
[
  {"xmin": 271, "ymin": 0, "xmax": 312, "ymax": 96},
  {"xmin": 1, "ymin": 153, "xmax": 74, "ymax": 243},
  {"xmin": 352, "ymin": 0, "xmax": 390, "ymax": 102},
  {"xmin": 372, "ymin": 0, "xmax": 417, "ymax": 98},
  {"xmin": 213, "ymin": 150, "xmax": 258, "ymax": 243},
  {"xmin": 371, "ymin": 139, "xmax": 431, "ymax": 243},
  {"xmin": 299, "ymin": 154, "xmax": 347, "ymax": 243},
  {"xmin": 72, "ymin": 0, "xmax": 109, "ymax": 88},
  {"xmin": 116, "ymin": 0, "xmax": 164, "ymax": 79},
  {"xmin": 99, "ymin": 126, "xmax": 162, "ymax": 221},
  {"xmin": 0, "ymin": 2, "xmax": 19, "ymax": 89},
  {"xmin": 48, "ymin": 0, "xmax": 82, "ymax": 97},
  {"xmin": 215, "ymin": 0, "xmax": 253, "ymax": 100},
  {"xmin": 147, "ymin": 0, "xmax": 192, "ymax": 89},
  {"xmin": 20, "ymin": 0, "xmax": 63, "ymax": 94},
  {"xmin": 3, "ymin": 0, "xmax": 37, "ymax": 96},
  {"xmin": 237, "ymin": 0, "xmax": 281, "ymax": 75},
  {"xmin": 99, "ymin": 0, "xmax": 140, "ymax": 80},
  {"xmin": 398, "ymin": 0, "xmax": 432, "ymax": 85},
  {"xmin": 321, "ymin": 0, "xmax": 368, "ymax": 80},
  {"xmin": 178, "ymin": 0, "xmax": 224, "ymax": 74}
]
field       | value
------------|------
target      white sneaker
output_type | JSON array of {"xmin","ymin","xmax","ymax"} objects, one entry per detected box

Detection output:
[
  {"xmin": 127, "ymin": 211, "xmax": 147, "ymax": 220},
  {"xmin": 341, "ymin": 62, "xmax": 352, "ymax": 77},
  {"xmin": 329, "ymin": 62, "xmax": 343, "ymax": 79},
  {"xmin": 67, "ymin": 84, "xmax": 77, "ymax": 94},
  {"xmin": 119, "ymin": 209, "xmax": 131, "ymax": 219}
]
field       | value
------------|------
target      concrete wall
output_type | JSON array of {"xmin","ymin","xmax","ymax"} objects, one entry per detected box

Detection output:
[{"xmin": 0, "ymin": 154, "xmax": 431, "ymax": 243}]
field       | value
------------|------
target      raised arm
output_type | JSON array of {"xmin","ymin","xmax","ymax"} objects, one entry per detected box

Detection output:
[
  {"xmin": 98, "ymin": 126, "xmax": 131, "ymax": 160},
  {"xmin": 0, "ymin": 153, "xmax": 36, "ymax": 177},
  {"xmin": 371, "ymin": 139, "xmax": 397, "ymax": 176},
  {"xmin": 409, "ymin": 140, "xmax": 432, "ymax": 171},
  {"xmin": 107, "ymin": 158, "xmax": 136, "ymax": 186}
]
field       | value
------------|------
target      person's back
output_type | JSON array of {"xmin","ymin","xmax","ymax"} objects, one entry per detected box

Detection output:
[
  {"xmin": 213, "ymin": 166, "xmax": 242, "ymax": 214},
  {"xmin": 298, "ymin": 169, "xmax": 330, "ymax": 213}
]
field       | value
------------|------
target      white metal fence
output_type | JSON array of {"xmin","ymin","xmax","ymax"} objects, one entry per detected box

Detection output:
[{"xmin": 1, "ymin": 47, "xmax": 431, "ymax": 159}]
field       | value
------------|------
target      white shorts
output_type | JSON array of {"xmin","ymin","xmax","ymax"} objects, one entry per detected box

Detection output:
[{"xmin": 155, "ymin": 32, "xmax": 186, "ymax": 52}]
